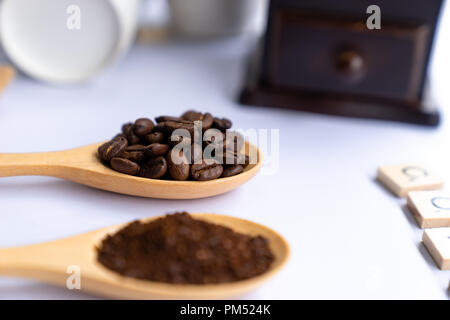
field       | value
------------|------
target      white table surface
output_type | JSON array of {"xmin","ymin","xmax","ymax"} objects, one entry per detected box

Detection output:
[{"xmin": 1, "ymin": 4, "xmax": 450, "ymax": 300}]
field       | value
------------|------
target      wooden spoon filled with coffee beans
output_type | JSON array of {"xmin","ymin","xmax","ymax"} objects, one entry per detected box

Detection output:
[{"xmin": 0, "ymin": 111, "xmax": 261, "ymax": 199}]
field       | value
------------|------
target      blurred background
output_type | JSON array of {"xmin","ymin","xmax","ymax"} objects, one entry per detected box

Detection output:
[
  {"xmin": 0, "ymin": 0, "xmax": 269, "ymax": 83},
  {"xmin": 0, "ymin": 0, "xmax": 446, "ymax": 125}
]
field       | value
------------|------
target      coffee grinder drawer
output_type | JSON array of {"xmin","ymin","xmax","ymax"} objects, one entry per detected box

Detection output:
[{"xmin": 267, "ymin": 10, "xmax": 430, "ymax": 103}]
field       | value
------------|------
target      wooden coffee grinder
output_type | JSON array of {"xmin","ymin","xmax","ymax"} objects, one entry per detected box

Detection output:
[{"xmin": 240, "ymin": 0, "xmax": 445, "ymax": 125}]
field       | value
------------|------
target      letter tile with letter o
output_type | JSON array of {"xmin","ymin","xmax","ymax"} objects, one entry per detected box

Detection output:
[
  {"xmin": 377, "ymin": 165, "xmax": 443, "ymax": 197},
  {"xmin": 407, "ymin": 191, "xmax": 450, "ymax": 228}
]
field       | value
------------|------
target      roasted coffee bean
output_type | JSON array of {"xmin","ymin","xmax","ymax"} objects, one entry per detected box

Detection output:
[
  {"xmin": 201, "ymin": 113, "xmax": 214, "ymax": 131},
  {"xmin": 133, "ymin": 118, "xmax": 154, "ymax": 137},
  {"xmin": 191, "ymin": 159, "xmax": 223, "ymax": 181},
  {"xmin": 145, "ymin": 132, "xmax": 165, "ymax": 144},
  {"xmin": 167, "ymin": 149, "xmax": 190, "ymax": 181},
  {"xmin": 153, "ymin": 122, "xmax": 166, "ymax": 132},
  {"xmin": 213, "ymin": 117, "xmax": 232, "ymax": 132},
  {"xmin": 123, "ymin": 145, "xmax": 147, "ymax": 162},
  {"xmin": 126, "ymin": 144, "xmax": 146, "ymax": 151},
  {"xmin": 126, "ymin": 151, "xmax": 145, "ymax": 163},
  {"xmin": 112, "ymin": 133, "xmax": 126, "ymax": 140},
  {"xmin": 223, "ymin": 151, "xmax": 249, "ymax": 165},
  {"xmin": 155, "ymin": 115, "xmax": 183, "ymax": 123},
  {"xmin": 144, "ymin": 143, "xmax": 169, "ymax": 158},
  {"xmin": 126, "ymin": 143, "xmax": 167, "ymax": 155},
  {"xmin": 110, "ymin": 157, "xmax": 140, "ymax": 175},
  {"xmin": 122, "ymin": 123, "xmax": 140, "ymax": 145},
  {"xmin": 140, "ymin": 156, "xmax": 167, "ymax": 179},
  {"xmin": 222, "ymin": 165, "xmax": 244, "ymax": 178},
  {"xmin": 98, "ymin": 136, "xmax": 128, "ymax": 162},
  {"xmin": 159, "ymin": 120, "xmax": 195, "ymax": 135},
  {"xmin": 182, "ymin": 111, "xmax": 213, "ymax": 131},
  {"xmin": 121, "ymin": 123, "xmax": 132, "ymax": 133},
  {"xmin": 181, "ymin": 110, "xmax": 203, "ymax": 121}
]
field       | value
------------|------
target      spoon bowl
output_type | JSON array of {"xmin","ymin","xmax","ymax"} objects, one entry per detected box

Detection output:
[
  {"xmin": 0, "ymin": 213, "xmax": 289, "ymax": 299},
  {"xmin": 0, "ymin": 141, "xmax": 262, "ymax": 199}
]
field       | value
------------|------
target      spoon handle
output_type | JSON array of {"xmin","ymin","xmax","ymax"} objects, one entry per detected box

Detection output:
[
  {"xmin": 0, "ymin": 247, "xmax": 33, "ymax": 276},
  {"xmin": 0, "ymin": 244, "xmax": 76, "ymax": 285},
  {"xmin": 0, "ymin": 245, "xmax": 53, "ymax": 277},
  {"xmin": 0, "ymin": 151, "xmax": 72, "ymax": 177}
]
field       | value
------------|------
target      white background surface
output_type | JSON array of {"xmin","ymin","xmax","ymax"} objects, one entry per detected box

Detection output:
[{"xmin": 0, "ymin": 3, "xmax": 450, "ymax": 299}]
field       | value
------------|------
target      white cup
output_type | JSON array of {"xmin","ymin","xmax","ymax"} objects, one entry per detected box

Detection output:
[
  {"xmin": 0, "ymin": 0, "xmax": 141, "ymax": 84},
  {"xmin": 169, "ymin": 0, "xmax": 267, "ymax": 37}
]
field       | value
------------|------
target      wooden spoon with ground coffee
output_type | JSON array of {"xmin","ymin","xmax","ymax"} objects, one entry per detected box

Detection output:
[{"xmin": 0, "ymin": 213, "xmax": 289, "ymax": 299}]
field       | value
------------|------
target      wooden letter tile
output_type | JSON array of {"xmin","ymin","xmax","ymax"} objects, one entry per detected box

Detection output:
[
  {"xmin": 377, "ymin": 165, "xmax": 443, "ymax": 197},
  {"xmin": 407, "ymin": 191, "xmax": 450, "ymax": 228},
  {"xmin": 422, "ymin": 228, "xmax": 450, "ymax": 270}
]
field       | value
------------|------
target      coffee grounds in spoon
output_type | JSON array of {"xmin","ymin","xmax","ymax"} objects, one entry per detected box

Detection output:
[{"xmin": 96, "ymin": 212, "xmax": 274, "ymax": 284}]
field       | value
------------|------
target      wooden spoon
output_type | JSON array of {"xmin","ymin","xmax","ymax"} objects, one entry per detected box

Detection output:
[
  {"xmin": 0, "ymin": 213, "xmax": 289, "ymax": 299},
  {"xmin": 0, "ymin": 142, "xmax": 262, "ymax": 199}
]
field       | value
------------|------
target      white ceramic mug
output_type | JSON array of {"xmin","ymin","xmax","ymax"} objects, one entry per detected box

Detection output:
[
  {"xmin": 0, "ymin": 0, "xmax": 141, "ymax": 84},
  {"xmin": 169, "ymin": 0, "xmax": 267, "ymax": 37}
]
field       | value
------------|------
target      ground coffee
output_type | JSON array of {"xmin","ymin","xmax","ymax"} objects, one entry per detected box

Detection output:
[
  {"xmin": 98, "ymin": 111, "xmax": 249, "ymax": 181},
  {"xmin": 97, "ymin": 212, "xmax": 274, "ymax": 284}
]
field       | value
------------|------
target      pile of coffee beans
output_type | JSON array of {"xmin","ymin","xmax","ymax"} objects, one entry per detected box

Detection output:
[
  {"xmin": 97, "ymin": 212, "xmax": 274, "ymax": 284},
  {"xmin": 97, "ymin": 111, "xmax": 250, "ymax": 181}
]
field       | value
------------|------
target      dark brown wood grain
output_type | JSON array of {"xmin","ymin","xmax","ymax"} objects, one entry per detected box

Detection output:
[{"xmin": 241, "ymin": 0, "xmax": 444, "ymax": 126}]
